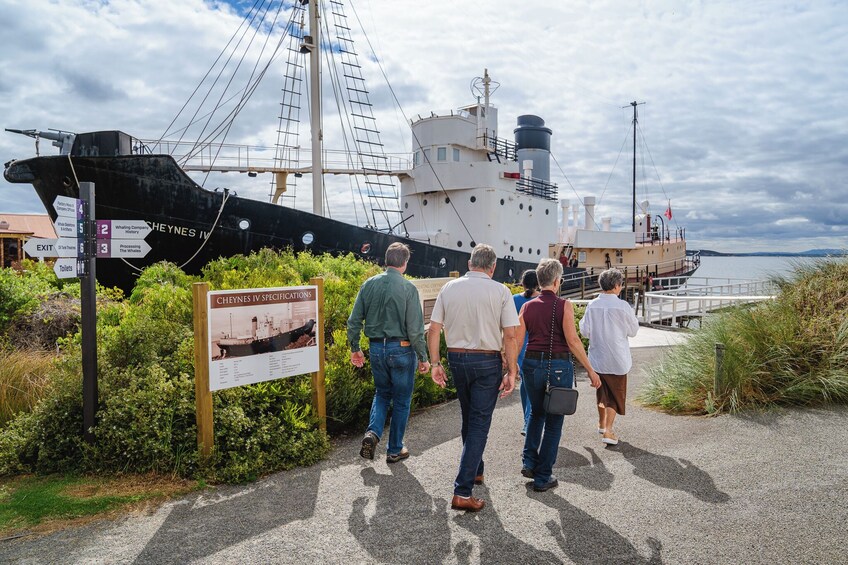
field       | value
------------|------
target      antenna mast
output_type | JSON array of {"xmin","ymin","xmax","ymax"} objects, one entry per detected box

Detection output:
[
  {"xmin": 624, "ymin": 101, "xmax": 645, "ymax": 232},
  {"xmin": 307, "ymin": 0, "xmax": 323, "ymax": 216}
]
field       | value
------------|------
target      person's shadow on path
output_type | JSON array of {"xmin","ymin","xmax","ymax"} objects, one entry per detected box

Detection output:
[
  {"xmin": 348, "ymin": 465, "xmax": 452, "ymax": 564},
  {"xmin": 534, "ymin": 489, "xmax": 663, "ymax": 564},
  {"xmin": 555, "ymin": 446, "xmax": 614, "ymax": 491},
  {"xmin": 612, "ymin": 441, "xmax": 731, "ymax": 503},
  {"xmin": 452, "ymin": 483, "xmax": 561, "ymax": 564}
]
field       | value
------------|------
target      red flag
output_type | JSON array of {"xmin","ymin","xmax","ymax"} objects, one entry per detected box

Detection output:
[{"xmin": 664, "ymin": 202, "xmax": 672, "ymax": 220}]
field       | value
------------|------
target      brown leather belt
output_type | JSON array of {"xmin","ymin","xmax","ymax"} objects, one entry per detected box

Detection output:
[{"xmin": 447, "ymin": 348, "xmax": 501, "ymax": 355}]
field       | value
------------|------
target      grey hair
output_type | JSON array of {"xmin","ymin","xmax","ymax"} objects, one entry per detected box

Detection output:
[
  {"xmin": 469, "ymin": 244, "xmax": 497, "ymax": 270},
  {"xmin": 385, "ymin": 242, "xmax": 410, "ymax": 268},
  {"xmin": 598, "ymin": 268, "xmax": 624, "ymax": 291},
  {"xmin": 535, "ymin": 258, "xmax": 563, "ymax": 288}
]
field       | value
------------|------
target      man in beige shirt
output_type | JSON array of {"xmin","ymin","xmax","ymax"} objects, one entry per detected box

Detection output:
[{"xmin": 428, "ymin": 244, "xmax": 519, "ymax": 512}]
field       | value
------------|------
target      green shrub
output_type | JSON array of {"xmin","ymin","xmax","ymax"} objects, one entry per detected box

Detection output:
[{"xmin": 639, "ymin": 259, "xmax": 848, "ymax": 414}]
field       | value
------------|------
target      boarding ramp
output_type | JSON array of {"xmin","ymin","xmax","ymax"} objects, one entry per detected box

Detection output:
[{"xmin": 638, "ymin": 276, "xmax": 777, "ymax": 327}]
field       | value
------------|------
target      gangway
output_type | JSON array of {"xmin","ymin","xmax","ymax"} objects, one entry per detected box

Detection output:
[{"xmin": 638, "ymin": 277, "xmax": 777, "ymax": 327}]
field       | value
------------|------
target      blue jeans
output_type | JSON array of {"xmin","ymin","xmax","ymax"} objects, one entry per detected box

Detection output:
[
  {"xmin": 367, "ymin": 341, "xmax": 417, "ymax": 455},
  {"xmin": 519, "ymin": 369, "xmax": 532, "ymax": 434},
  {"xmin": 522, "ymin": 356, "xmax": 574, "ymax": 487},
  {"xmin": 448, "ymin": 351, "xmax": 503, "ymax": 497}
]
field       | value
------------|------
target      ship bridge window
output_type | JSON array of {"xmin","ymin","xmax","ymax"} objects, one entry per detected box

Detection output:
[
  {"xmin": 423, "ymin": 148, "xmax": 430, "ymax": 162},
  {"xmin": 437, "ymin": 147, "xmax": 447, "ymax": 161},
  {"xmin": 453, "ymin": 148, "xmax": 460, "ymax": 161},
  {"xmin": 413, "ymin": 151, "xmax": 420, "ymax": 166}
]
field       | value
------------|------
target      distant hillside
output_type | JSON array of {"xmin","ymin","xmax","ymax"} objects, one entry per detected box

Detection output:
[{"xmin": 693, "ymin": 249, "xmax": 846, "ymax": 257}]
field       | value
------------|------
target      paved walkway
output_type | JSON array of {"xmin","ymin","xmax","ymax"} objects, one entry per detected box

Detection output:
[{"xmin": 3, "ymin": 329, "xmax": 847, "ymax": 564}]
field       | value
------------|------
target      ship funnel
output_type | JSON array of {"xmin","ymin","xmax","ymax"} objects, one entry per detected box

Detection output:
[
  {"xmin": 583, "ymin": 196, "xmax": 596, "ymax": 230},
  {"xmin": 602, "ymin": 217, "xmax": 612, "ymax": 231},
  {"xmin": 251, "ymin": 316, "xmax": 258, "ymax": 338},
  {"xmin": 514, "ymin": 115, "xmax": 552, "ymax": 182},
  {"xmin": 560, "ymin": 199, "xmax": 570, "ymax": 241}
]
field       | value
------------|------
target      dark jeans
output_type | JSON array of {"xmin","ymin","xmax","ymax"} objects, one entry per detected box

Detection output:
[
  {"xmin": 447, "ymin": 351, "xmax": 503, "ymax": 497},
  {"xmin": 522, "ymin": 356, "xmax": 574, "ymax": 487},
  {"xmin": 367, "ymin": 341, "xmax": 417, "ymax": 455}
]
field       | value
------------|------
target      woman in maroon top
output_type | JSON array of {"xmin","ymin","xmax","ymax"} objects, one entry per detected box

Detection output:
[{"xmin": 516, "ymin": 259, "xmax": 600, "ymax": 492}]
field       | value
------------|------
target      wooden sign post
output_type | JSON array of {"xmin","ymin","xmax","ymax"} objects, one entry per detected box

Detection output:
[
  {"xmin": 309, "ymin": 277, "xmax": 327, "ymax": 432},
  {"xmin": 191, "ymin": 279, "xmax": 328, "ymax": 457},
  {"xmin": 192, "ymin": 282, "xmax": 214, "ymax": 459}
]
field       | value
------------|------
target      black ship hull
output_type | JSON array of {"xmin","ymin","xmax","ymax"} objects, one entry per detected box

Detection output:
[
  {"xmin": 218, "ymin": 319, "xmax": 316, "ymax": 358},
  {"xmin": 4, "ymin": 153, "xmax": 575, "ymax": 292}
]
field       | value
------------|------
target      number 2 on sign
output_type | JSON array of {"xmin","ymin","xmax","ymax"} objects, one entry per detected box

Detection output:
[{"xmin": 100, "ymin": 223, "xmax": 109, "ymax": 236}]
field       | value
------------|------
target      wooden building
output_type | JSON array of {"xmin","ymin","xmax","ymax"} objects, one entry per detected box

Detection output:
[{"xmin": 0, "ymin": 214, "xmax": 57, "ymax": 268}]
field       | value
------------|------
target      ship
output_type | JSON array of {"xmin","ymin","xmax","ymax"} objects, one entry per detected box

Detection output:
[
  {"xmin": 3, "ymin": 1, "xmax": 697, "ymax": 294},
  {"xmin": 216, "ymin": 317, "xmax": 316, "ymax": 359}
]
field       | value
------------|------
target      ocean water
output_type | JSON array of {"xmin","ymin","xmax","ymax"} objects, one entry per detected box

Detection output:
[{"xmin": 692, "ymin": 255, "xmax": 823, "ymax": 281}]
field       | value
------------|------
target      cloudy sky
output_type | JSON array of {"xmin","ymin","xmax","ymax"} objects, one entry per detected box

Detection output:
[{"xmin": 1, "ymin": 0, "xmax": 846, "ymax": 253}]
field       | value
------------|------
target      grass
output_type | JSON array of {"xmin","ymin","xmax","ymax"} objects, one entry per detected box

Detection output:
[
  {"xmin": 638, "ymin": 258, "xmax": 848, "ymax": 414},
  {"xmin": 0, "ymin": 474, "xmax": 200, "ymax": 537},
  {"xmin": 0, "ymin": 349, "xmax": 56, "ymax": 426}
]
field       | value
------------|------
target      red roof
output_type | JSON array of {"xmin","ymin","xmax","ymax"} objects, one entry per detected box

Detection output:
[{"xmin": 0, "ymin": 213, "xmax": 57, "ymax": 239}]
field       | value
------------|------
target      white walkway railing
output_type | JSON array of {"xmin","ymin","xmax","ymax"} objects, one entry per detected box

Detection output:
[{"xmin": 639, "ymin": 277, "xmax": 777, "ymax": 327}]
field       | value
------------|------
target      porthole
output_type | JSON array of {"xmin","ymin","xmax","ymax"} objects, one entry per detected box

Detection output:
[
  {"xmin": 238, "ymin": 218, "xmax": 251, "ymax": 230},
  {"xmin": 508, "ymin": 268, "xmax": 514, "ymax": 277},
  {"xmin": 510, "ymin": 245, "xmax": 514, "ymax": 252},
  {"xmin": 470, "ymin": 240, "xmax": 476, "ymax": 247},
  {"xmin": 423, "ymin": 199, "xmax": 428, "ymax": 206},
  {"xmin": 302, "ymin": 231, "xmax": 315, "ymax": 245},
  {"xmin": 62, "ymin": 176, "xmax": 72, "ymax": 187},
  {"xmin": 537, "ymin": 249, "xmax": 541, "ymax": 255},
  {"xmin": 445, "ymin": 197, "xmax": 451, "ymax": 204},
  {"xmin": 439, "ymin": 257, "xmax": 447, "ymax": 268},
  {"xmin": 528, "ymin": 205, "xmax": 533, "ymax": 212},
  {"xmin": 519, "ymin": 203, "xmax": 524, "ymax": 210},
  {"xmin": 404, "ymin": 202, "xmax": 409, "ymax": 209},
  {"xmin": 457, "ymin": 241, "xmax": 463, "ymax": 248},
  {"xmin": 500, "ymin": 199, "xmax": 505, "ymax": 205},
  {"xmin": 545, "ymin": 209, "xmax": 549, "ymax": 215},
  {"xmin": 470, "ymin": 196, "xmax": 476, "ymax": 203},
  {"xmin": 360, "ymin": 242, "xmax": 372, "ymax": 254},
  {"xmin": 519, "ymin": 246, "xmax": 524, "ymax": 253}
]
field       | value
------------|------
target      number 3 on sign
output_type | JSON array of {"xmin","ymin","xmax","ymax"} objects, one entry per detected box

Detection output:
[{"xmin": 97, "ymin": 241, "xmax": 111, "ymax": 258}]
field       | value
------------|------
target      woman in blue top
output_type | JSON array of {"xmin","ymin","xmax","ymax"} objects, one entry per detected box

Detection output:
[{"xmin": 513, "ymin": 270, "xmax": 540, "ymax": 436}]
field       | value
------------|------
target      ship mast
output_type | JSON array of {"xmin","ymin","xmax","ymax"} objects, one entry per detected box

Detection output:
[
  {"xmin": 307, "ymin": 0, "xmax": 323, "ymax": 216},
  {"xmin": 627, "ymin": 101, "xmax": 645, "ymax": 232}
]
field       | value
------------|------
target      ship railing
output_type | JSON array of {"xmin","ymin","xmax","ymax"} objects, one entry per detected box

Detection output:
[
  {"xmin": 639, "ymin": 277, "xmax": 778, "ymax": 327},
  {"xmin": 516, "ymin": 176, "xmax": 558, "ymax": 201},
  {"xmin": 409, "ymin": 109, "xmax": 472, "ymax": 124},
  {"xmin": 138, "ymin": 139, "xmax": 412, "ymax": 174},
  {"xmin": 479, "ymin": 132, "xmax": 517, "ymax": 161}
]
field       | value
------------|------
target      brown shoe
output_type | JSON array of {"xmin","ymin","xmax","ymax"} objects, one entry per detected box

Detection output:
[
  {"xmin": 474, "ymin": 474, "xmax": 484, "ymax": 485},
  {"xmin": 451, "ymin": 495, "xmax": 485, "ymax": 512}
]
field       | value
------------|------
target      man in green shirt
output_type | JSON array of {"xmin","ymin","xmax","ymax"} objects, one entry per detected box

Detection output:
[{"xmin": 347, "ymin": 242, "xmax": 430, "ymax": 463}]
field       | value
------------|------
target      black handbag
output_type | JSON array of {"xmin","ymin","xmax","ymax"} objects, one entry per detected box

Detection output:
[{"xmin": 542, "ymin": 296, "xmax": 579, "ymax": 416}]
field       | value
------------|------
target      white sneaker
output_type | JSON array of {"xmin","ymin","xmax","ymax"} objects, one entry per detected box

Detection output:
[
  {"xmin": 597, "ymin": 427, "xmax": 605, "ymax": 434},
  {"xmin": 602, "ymin": 432, "xmax": 619, "ymax": 445}
]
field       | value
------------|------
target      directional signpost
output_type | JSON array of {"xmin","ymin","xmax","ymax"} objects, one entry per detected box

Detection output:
[{"xmin": 33, "ymin": 186, "xmax": 155, "ymax": 441}]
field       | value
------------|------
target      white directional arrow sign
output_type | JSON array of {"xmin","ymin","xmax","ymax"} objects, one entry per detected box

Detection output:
[
  {"xmin": 23, "ymin": 238, "xmax": 58, "ymax": 258},
  {"xmin": 54, "ymin": 195, "xmax": 84, "ymax": 218},
  {"xmin": 55, "ymin": 238, "xmax": 85, "ymax": 258},
  {"xmin": 53, "ymin": 217, "xmax": 84, "ymax": 238},
  {"xmin": 53, "ymin": 258, "xmax": 84, "ymax": 279},
  {"xmin": 96, "ymin": 239, "xmax": 151, "ymax": 258},
  {"xmin": 96, "ymin": 220, "xmax": 151, "ymax": 240}
]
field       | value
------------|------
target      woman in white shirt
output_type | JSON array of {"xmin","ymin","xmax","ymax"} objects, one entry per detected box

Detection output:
[{"xmin": 578, "ymin": 269, "xmax": 640, "ymax": 445}]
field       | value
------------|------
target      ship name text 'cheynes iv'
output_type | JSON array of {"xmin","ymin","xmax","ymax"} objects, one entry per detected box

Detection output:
[{"xmin": 148, "ymin": 221, "xmax": 209, "ymax": 239}]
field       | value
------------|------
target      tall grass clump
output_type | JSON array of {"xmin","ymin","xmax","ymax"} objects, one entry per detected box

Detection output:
[
  {"xmin": 639, "ymin": 258, "xmax": 848, "ymax": 414},
  {"xmin": 0, "ymin": 350, "xmax": 56, "ymax": 426}
]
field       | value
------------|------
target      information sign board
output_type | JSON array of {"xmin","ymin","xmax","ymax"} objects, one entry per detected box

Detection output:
[
  {"xmin": 54, "ymin": 195, "xmax": 84, "ymax": 218},
  {"xmin": 95, "ymin": 220, "xmax": 151, "ymax": 240},
  {"xmin": 95, "ymin": 240, "xmax": 151, "ymax": 258}
]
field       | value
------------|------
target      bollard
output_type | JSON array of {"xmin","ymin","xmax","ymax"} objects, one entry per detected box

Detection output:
[{"xmin": 714, "ymin": 343, "xmax": 725, "ymax": 397}]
